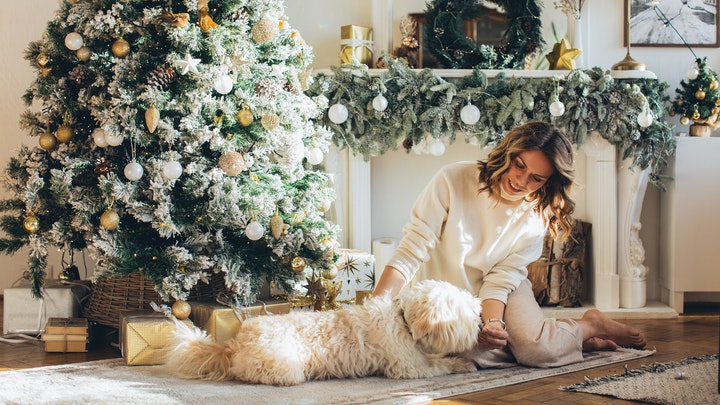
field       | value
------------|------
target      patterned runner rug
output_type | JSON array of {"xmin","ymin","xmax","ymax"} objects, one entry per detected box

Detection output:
[
  {"xmin": 0, "ymin": 348, "xmax": 654, "ymax": 404},
  {"xmin": 562, "ymin": 353, "xmax": 719, "ymax": 404}
]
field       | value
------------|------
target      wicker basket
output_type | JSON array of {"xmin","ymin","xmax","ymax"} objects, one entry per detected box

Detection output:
[{"xmin": 82, "ymin": 272, "xmax": 226, "ymax": 329}]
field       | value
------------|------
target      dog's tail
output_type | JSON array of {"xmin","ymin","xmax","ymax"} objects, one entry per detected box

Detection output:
[{"xmin": 165, "ymin": 320, "xmax": 234, "ymax": 381}]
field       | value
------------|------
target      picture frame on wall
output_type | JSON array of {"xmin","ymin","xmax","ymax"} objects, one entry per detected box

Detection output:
[{"xmin": 626, "ymin": 0, "xmax": 719, "ymax": 47}]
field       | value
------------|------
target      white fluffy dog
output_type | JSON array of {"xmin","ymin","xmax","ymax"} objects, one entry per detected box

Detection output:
[{"xmin": 165, "ymin": 280, "xmax": 481, "ymax": 386}]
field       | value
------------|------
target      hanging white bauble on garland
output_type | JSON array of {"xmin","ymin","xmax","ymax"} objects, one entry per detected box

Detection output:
[
  {"xmin": 92, "ymin": 128, "xmax": 109, "ymax": 148},
  {"xmin": 124, "ymin": 160, "xmax": 144, "ymax": 181},
  {"xmin": 328, "ymin": 103, "xmax": 349, "ymax": 124},
  {"xmin": 372, "ymin": 94, "xmax": 388, "ymax": 112},
  {"xmin": 214, "ymin": 74, "xmax": 234, "ymax": 94},
  {"xmin": 637, "ymin": 109, "xmax": 654, "ymax": 128},
  {"xmin": 428, "ymin": 138, "xmax": 446, "ymax": 156},
  {"xmin": 162, "ymin": 160, "xmax": 183, "ymax": 179},
  {"xmin": 549, "ymin": 100, "xmax": 565, "ymax": 117},
  {"xmin": 305, "ymin": 147, "xmax": 324, "ymax": 165},
  {"xmin": 687, "ymin": 67, "xmax": 699, "ymax": 80},
  {"xmin": 460, "ymin": 103, "xmax": 481, "ymax": 125},
  {"xmin": 104, "ymin": 132, "xmax": 124, "ymax": 147},
  {"xmin": 245, "ymin": 220, "xmax": 265, "ymax": 240},
  {"xmin": 64, "ymin": 32, "xmax": 84, "ymax": 51}
]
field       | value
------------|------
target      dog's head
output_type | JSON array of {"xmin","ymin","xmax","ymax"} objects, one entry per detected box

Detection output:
[{"xmin": 395, "ymin": 280, "xmax": 481, "ymax": 355}]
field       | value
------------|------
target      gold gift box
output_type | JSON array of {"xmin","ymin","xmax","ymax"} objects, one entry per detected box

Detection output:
[
  {"xmin": 340, "ymin": 25, "xmax": 374, "ymax": 66},
  {"xmin": 188, "ymin": 300, "xmax": 291, "ymax": 343},
  {"xmin": 119, "ymin": 311, "xmax": 192, "ymax": 366},
  {"xmin": 42, "ymin": 317, "xmax": 89, "ymax": 352}
]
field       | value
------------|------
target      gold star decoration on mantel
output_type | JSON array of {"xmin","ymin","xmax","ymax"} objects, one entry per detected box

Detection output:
[{"xmin": 546, "ymin": 38, "xmax": 582, "ymax": 70}]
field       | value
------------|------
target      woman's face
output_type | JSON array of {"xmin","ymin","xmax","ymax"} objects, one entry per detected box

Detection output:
[{"xmin": 501, "ymin": 149, "xmax": 555, "ymax": 198}]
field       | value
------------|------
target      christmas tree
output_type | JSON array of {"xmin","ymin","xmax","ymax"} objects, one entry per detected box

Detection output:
[
  {"xmin": 0, "ymin": 0, "xmax": 339, "ymax": 307},
  {"xmin": 672, "ymin": 57, "xmax": 720, "ymax": 134}
]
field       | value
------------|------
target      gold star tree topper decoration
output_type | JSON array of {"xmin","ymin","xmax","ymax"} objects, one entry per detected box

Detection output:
[{"xmin": 546, "ymin": 38, "xmax": 582, "ymax": 70}]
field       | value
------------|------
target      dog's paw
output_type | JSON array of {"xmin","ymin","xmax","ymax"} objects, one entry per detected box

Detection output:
[{"xmin": 447, "ymin": 357, "xmax": 477, "ymax": 374}]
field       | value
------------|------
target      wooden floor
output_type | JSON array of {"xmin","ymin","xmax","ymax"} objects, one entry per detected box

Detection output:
[{"xmin": 0, "ymin": 297, "xmax": 718, "ymax": 404}]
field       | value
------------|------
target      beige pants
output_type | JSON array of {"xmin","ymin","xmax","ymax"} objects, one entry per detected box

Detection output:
[{"xmin": 463, "ymin": 278, "xmax": 584, "ymax": 369}]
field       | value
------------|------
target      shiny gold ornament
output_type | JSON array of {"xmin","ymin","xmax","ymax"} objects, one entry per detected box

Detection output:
[
  {"xmin": 171, "ymin": 300, "xmax": 192, "ymax": 320},
  {"xmin": 198, "ymin": 0, "xmax": 219, "ymax": 32},
  {"xmin": 693, "ymin": 110, "xmax": 701, "ymax": 120},
  {"xmin": 711, "ymin": 79, "xmax": 719, "ymax": 91},
  {"xmin": 100, "ymin": 208, "xmax": 120, "ymax": 230},
  {"xmin": 111, "ymin": 38, "xmax": 131, "ymax": 58},
  {"xmin": 261, "ymin": 113, "xmax": 280, "ymax": 131},
  {"xmin": 218, "ymin": 151, "xmax": 246, "ymax": 176},
  {"xmin": 715, "ymin": 98, "xmax": 720, "ymax": 108},
  {"xmin": 545, "ymin": 38, "xmax": 582, "ymax": 70},
  {"xmin": 39, "ymin": 131, "xmax": 57, "ymax": 150},
  {"xmin": 76, "ymin": 46, "xmax": 92, "ymax": 61},
  {"xmin": 58, "ymin": 268, "xmax": 71, "ymax": 281},
  {"xmin": 251, "ymin": 18, "xmax": 279, "ymax": 44},
  {"xmin": 237, "ymin": 108, "xmax": 254, "ymax": 127},
  {"xmin": 160, "ymin": 11, "xmax": 190, "ymax": 28},
  {"xmin": 270, "ymin": 212, "xmax": 284, "ymax": 239},
  {"xmin": 291, "ymin": 256, "xmax": 306, "ymax": 273},
  {"xmin": 55, "ymin": 125, "xmax": 74, "ymax": 143},
  {"xmin": 40, "ymin": 67, "xmax": 51, "ymax": 77},
  {"xmin": 680, "ymin": 115, "xmax": 690, "ymax": 125},
  {"xmin": 145, "ymin": 105, "xmax": 160, "ymax": 133},
  {"xmin": 36, "ymin": 53, "xmax": 49, "ymax": 67},
  {"xmin": 695, "ymin": 89, "xmax": 706, "ymax": 101},
  {"xmin": 321, "ymin": 266, "xmax": 338, "ymax": 280},
  {"xmin": 24, "ymin": 213, "xmax": 40, "ymax": 233}
]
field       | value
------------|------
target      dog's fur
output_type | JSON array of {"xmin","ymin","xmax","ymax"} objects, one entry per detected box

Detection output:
[{"xmin": 165, "ymin": 280, "xmax": 481, "ymax": 386}]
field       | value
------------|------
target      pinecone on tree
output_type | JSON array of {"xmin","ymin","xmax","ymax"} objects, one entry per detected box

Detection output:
[
  {"xmin": 255, "ymin": 77, "xmax": 280, "ymax": 97},
  {"xmin": 68, "ymin": 65, "xmax": 91, "ymax": 86},
  {"xmin": 147, "ymin": 64, "xmax": 177, "ymax": 90}
]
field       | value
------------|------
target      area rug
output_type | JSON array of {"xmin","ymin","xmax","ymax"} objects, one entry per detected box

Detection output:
[
  {"xmin": 562, "ymin": 353, "xmax": 719, "ymax": 404},
  {"xmin": 0, "ymin": 348, "xmax": 653, "ymax": 405}
]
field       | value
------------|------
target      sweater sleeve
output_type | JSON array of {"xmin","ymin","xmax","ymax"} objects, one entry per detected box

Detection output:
[{"xmin": 477, "ymin": 234, "xmax": 544, "ymax": 303}]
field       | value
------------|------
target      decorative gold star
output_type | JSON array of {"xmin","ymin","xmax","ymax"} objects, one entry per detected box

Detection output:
[{"xmin": 546, "ymin": 38, "xmax": 582, "ymax": 70}]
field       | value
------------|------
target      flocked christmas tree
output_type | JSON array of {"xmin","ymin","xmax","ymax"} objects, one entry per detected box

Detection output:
[
  {"xmin": 0, "ymin": 0, "xmax": 339, "ymax": 307},
  {"xmin": 672, "ymin": 57, "xmax": 720, "ymax": 136}
]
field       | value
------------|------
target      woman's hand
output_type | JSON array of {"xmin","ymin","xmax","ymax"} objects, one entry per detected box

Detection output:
[{"xmin": 476, "ymin": 321, "xmax": 509, "ymax": 350}]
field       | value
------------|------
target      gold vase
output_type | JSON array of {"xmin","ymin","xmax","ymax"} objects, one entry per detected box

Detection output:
[{"xmin": 689, "ymin": 123, "xmax": 712, "ymax": 137}]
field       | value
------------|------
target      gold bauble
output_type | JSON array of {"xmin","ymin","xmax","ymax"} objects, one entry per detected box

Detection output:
[
  {"xmin": 145, "ymin": 105, "xmax": 160, "ymax": 134},
  {"xmin": 710, "ymin": 79, "xmax": 719, "ymax": 91},
  {"xmin": 321, "ymin": 266, "xmax": 338, "ymax": 280},
  {"xmin": 58, "ymin": 268, "xmax": 71, "ymax": 281},
  {"xmin": 715, "ymin": 98, "xmax": 720, "ymax": 108},
  {"xmin": 111, "ymin": 38, "xmax": 131, "ymax": 58},
  {"xmin": 24, "ymin": 214, "xmax": 40, "ymax": 233},
  {"xmin": 36, "ymin": 53, "xmax": 49, "ymax": 67},
  {"xmin": 100, "ymin": 208, "xmax": 120, "ymax": 230},
  {"xmin": 237, "ymin": 109, "xmax": 254, "ymax": 127},
  {"xmin": 291, "ymin": 256, "xmax": 306, "ymax": 273},
  {"xmin": 171, "ymin": 300, "xmax": 192, "ymax": 320},
  {"xmin": 55, "ymin": 125, "xmax": 74, "ymax": 143},
  {"xmin": 41, "ymin": 67, "xmax": 52, "ymax": 77},
  {"xmin": 680, "ymin": 115, "xmax": 690, "ymax": 125},
  {"xmin": 39, "ymin": 131, "xmax": 57, "ymax": 150},
  {"xmin": 76, "ymin": 46, "xmax": 92, "ymax": 61},
  {"xmin": 218, "ymin": 151, "xmax": 246, "ymax": 176},
  {"xmin": 692, "ymin": 110, "xmax": 701, "ymax": 120},
  {"xmin": 261, "ymin": 113, "xmax": 280, "ymax": 131},
  {"xmin": 269, "ymin": 213, "xmax": 284, "ymax": 239},
  {"xmin": 695, "ymin": 89, "xmax": 706, "ymax": 100},
  {"xmin": 251, "ymin": 18, "xmax": 279, "ymax": 44}
]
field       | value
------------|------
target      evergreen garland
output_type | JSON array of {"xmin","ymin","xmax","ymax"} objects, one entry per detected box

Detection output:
[
  {"xmin": 308, "ymin": 57, "xmax": 675, "ymax": 189},
  {"xmin": 424, "ymin": 0, "xmax": 544, "ymax": 69}
]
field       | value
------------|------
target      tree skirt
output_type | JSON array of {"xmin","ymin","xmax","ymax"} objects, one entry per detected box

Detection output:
[
  {"xmin": 562, "ymin": 354, "xmax": 719, "ymax": 404},
  {"xmin": 0, "ymin": 348, "xmax": 653, "ymax": 405}
]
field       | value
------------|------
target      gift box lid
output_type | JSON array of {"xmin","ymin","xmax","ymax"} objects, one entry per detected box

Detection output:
[{"xmin": 45, "ymin": 317, "xmax": 88, "ymax": 334}]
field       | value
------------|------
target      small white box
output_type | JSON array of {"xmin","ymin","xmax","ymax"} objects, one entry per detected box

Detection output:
[{"xmin": 3, "ymin": 280, "xmax": 91, "ymax": 335}]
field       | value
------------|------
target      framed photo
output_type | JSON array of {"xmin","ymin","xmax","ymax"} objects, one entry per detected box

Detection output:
[{"xmin": 626, "ymin": 0, "xmax": 719, "ymax": 47}]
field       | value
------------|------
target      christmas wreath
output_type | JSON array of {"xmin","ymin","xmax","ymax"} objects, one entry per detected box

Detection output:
[{"xmin": 424, "ymin": 0, "xmax": 544, "ymax": 69}]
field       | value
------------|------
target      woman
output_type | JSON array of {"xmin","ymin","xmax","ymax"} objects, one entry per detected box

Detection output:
[{"xmin": 373, "ymin": 121, "xmax": 646, "ymax": 368}]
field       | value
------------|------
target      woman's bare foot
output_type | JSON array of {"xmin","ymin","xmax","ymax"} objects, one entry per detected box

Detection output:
[{"xmin": 578, "ymin": 309, "xmax": 647, "ymax": 349}]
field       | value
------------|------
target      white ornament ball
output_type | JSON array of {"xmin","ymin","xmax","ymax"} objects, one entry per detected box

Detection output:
[
  {"xmin": 328, "ymin": 103, "xmax": 349, "ymax": 124},
  {"xmin": 92, "ymin": 128, "xmax": 108, "ymax": 148},
  {"xmin": 214, "ymin": 74, "xmax": 234, "ymax": 94},
  {"xmin": 637, "ymin": 110, "xmax": 654, "ymax": 128},
  {"xmin": 64, "ymin": 32, "xmax": 84, "ymax": 51},
  {"xmin": 372, "ymin": 94, "xmax": 388, "ymax": 112},
  {"xmin": 549, "ymin": 100, "xmax": 565, "ymax": 117},
  {"xmin": 104, "ymin": 132, "xmax": 124, "ymax": 147},
  {"xmin": 428, "ymin": 138, "xmax": 446, "ymax": 156},
  {"xmin": 687, "ymin": 68, "xmax": 699, "ymax": 80},
  {"xmin": 306, "ymin": 147, "xmax": 324, "ymax": 165},
  {"xmin": 245, "ymin": 221, "xmax": 265, "ymax": 241},
  {"xmin": 460, "ymin": 104, "xmax": 481, "ymax": 125},
  {"xmin": 124, "ymin": 160, "xmax": 144, "ymax": 181},
  {"xmin": 162, "ymin": 160, "xmax": 183, "ymax": 180}
]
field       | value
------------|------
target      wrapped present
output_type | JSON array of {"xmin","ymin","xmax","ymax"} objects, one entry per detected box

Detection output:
[
  {"xmin": 188, "ymin": 300, "xmax": 290, "ymax": 343},
  {"xmin": 340, "ymin": 25, "xmax": 374, "ymax": 66},
  {"xmin": 3, "ymin": 280, "xmax": 91, "ymax": 335},
  {"xmin": 42, "ymin": 317, "xmax": 89, "ymax": 352},
  {"xmin": 334, "ymin": 249, "xmax": 375, "ymax": 302},
  {"xmin": 119, "ymin": 311, "xmax": 192, "ymax": 366}
]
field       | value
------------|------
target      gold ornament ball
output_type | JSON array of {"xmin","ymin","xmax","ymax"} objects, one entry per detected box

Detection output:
[
  {"xmin": 112, "ymin": 38, "xmax": 131, "ymax": 58},
  {"xmin": 692, "ymin": 110, "xmax": 701, "ymax": 120},
  {"xmin": 55, "ymin": 125, "xmax": 74, "ymax": 143},
  {"xmin": 58, "ymin": 268, "xmax": 71, "ymax": 281},
  {"xmin": 171, "ymin": 300, "xmax": 192, "ymax": 320},
  {"xmin": 695, "ymin": 89, "xmax": 706, "ymax": 101},
  {"xmin": 76, "ymin": 46, "xmax": 92, "ymax": 61},
  {"xmin": 251, "ymin": 18, "xmax": 279, "ymax": 44},
  {"xmin": 711, "ymin": 79, "xmax": 719, "ymax": 91},
  {"xmin": 680, "ymin": 115, "xmax": 690, "ymax": 125},
  {"xmin": 321, "ymin": 267, "xmax": 338, "ymax": 280},
  {"xmin": 291, "ymin": 256, "xmax": 306, "ymax": 273},
  {"xmin": 237, "ymin": 109, "xmax": 254, "ymax": 127},
  {"xmin": 36, "ymin": 53, "xmax": 50, "ymax": 67},
  {"xmin": 39, "ymin": 131, "xmax": 58, "ymax": 150},
  {"xmin": 100, "ymin": 208, "xmax": 120, "ymax": 230},
  {"xmin": 261, "ymin": 113, "xmax": 280, "ymax": 131},
  {"xmin": 218, "ymin": 151, "xmax": 246, "ymax": 176},
  {"xmin": 24, "ymin": 214, "xmax": 40, "ymax": 233}
]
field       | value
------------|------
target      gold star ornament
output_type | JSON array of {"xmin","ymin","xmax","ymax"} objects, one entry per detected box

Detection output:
[{"xmin": 546, "ymin": 38, "xmax": 582, "ymax": 70}]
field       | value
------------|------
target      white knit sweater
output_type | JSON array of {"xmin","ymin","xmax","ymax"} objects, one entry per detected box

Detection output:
[{"xmin": 386, "ymin": 161, "xmax": 547, "ymax": 303}]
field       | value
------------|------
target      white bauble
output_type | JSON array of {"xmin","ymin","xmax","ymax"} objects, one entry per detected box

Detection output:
[
  {"xmin": 637, "ymin": 109, "xmax": 654, "ymax": 128},
  {"xmin": 104, "ymin": 132, "xmax": 124, "ymax": 146},
  {"xmin": 64, "ymin": 32, "xmax": 84, "ymax": 51},
  {"xmin": 460, "ymin": 104, "xmax": 481, "ymax": 125},
  {"xmin": 687, "ymin": 68, "xmax": 699, "ymax": 80},
  {"xmin": 306, "ymin": 147, "xmax": 324, "ymax": 165},
  {"xmin": 428, "ymin": 138, "xmax": 446, "ymax": 156},
  {"xmin": 162, "ymin": 160, "xmax": 183, "ymax": 179},
  {"xmin": 549, "ymin": 100, "xmax": 565, "ymax": 117},
  {"xmin": 372, "ymin": 94, "xmax": 388, "ymax": 112},
  {"xmin": 92, "ymin": 128, "xmax": 108, "ymax": 148},
  {"xmin": 214, "ymin": 74, "xmax": 234, "ymax": 94},
  {"xmin": 245, "ymin": 221, "xmax": 265, "ymax": 241},
  {"xmin": 328, "ymin": 103, "xmax": 349, "ymax": 124},
  {"xmin": 124, "ymin": 160, "xmax": 144, "ymax": 181}
]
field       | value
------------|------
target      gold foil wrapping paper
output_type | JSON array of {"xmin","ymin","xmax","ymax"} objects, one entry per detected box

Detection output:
[
  {"xmin": 340, "ymin": 25, "xmax": 374, "ymax": 66},
  {"xmin": 119, "ymin": 311, "xmax": 192, "ymax": 366},
  {"xmin": 188, "ymin": 300, "xmax": 291, "ymax": 343}
]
